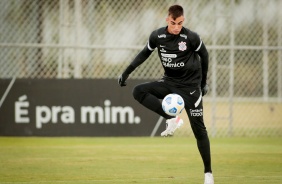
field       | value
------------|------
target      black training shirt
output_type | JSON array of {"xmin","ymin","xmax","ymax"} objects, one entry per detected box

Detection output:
[{"xmin": 130, "ymin": 26, "xmax": 209, "ymax": 88}]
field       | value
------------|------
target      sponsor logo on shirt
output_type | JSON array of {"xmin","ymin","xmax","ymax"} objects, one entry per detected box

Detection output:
[
  {"xmin": 161, "ymin": 53, "xmax": 177, "ymax": 58},
  {"xmin": 158, "ymin": 34, "xmax": 166, "ymax": 38},
  {"xmin": 161, "ymin": 53, "xmax": 184, "ymax": 68}
]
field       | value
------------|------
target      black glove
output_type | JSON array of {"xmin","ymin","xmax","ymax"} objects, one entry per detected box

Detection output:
[
  {"xmin": 118, "ymin": 65, "xmax": 136, "ymax": 87},
  {"xmin": 201, "ymin": 84, "xmax": 209, "ymax": 96},
  {"xmin": 118, "ymin": 73, "xmax": 128, "ymax": 87}
]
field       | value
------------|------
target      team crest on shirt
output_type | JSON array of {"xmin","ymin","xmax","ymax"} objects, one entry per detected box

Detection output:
[{"xmin": 178, "ymin": 41, "xmax": 187, "ymax": 51}]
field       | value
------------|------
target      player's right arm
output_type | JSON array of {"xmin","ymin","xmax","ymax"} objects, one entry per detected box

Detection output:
[{"xmin": 118, "ymin": 31, "xmax": 157, "ymax": 87}]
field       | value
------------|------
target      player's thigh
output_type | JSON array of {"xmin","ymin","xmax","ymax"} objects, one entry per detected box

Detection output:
[
  {"xmin": 176, "ymin": 87, "xmax": 207, "ymax": 138},
  {"xmin": 133, "ymin": 81, "xmax": 171, "ymax": 99},
  {"xmin": 173, "ymin": 87, "xmax": 202, "ymax": 109},
  {"xmin": 175, "ymin": 87, "xmax": 206, "ymax": 123}
]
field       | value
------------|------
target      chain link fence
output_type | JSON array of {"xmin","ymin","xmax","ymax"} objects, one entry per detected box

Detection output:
[{"xmin": 0, "ymin": 0, "xmax": 281, "ymax": 137}]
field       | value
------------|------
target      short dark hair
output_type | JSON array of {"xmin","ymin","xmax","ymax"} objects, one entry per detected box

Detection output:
[{"xmin": 168, "ymin": 5, "xmax": 184, "ymax": 20}]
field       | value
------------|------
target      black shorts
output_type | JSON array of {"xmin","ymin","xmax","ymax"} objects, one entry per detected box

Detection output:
[{"xmin": 134, "ymin": 80, "xmax": 207, "ymax": 139}]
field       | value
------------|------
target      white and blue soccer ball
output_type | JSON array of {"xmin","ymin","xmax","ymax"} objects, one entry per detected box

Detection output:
[{"xmin": 162, "ymin": 94, "xmax": 185, "ymax": 116}]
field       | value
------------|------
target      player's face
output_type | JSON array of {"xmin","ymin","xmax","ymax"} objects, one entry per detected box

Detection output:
[{"xmin": 166, "ymin": 15, "xmax": 184, "ymax": 35}]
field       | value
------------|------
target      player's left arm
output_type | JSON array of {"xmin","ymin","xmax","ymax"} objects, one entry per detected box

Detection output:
[
  {"xmin": 196, "ymin": 41, "xmax": 209, "ymax": 88},
  {"xmin": 196, "ymin": 42, "xmax": 209, "ymax": 96},
  {"xmin": 191, "ymin": 31, "xmax": 209, "ymax": 96}
]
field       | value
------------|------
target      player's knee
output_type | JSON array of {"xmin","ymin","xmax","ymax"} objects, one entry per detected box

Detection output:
[
  {"xmin": 132, "ymin": 85, "xmax": 144, "ymax": 102},
  {"xmin": 191, "ymin": 122, "xmax": 208, "ymax": 140}
]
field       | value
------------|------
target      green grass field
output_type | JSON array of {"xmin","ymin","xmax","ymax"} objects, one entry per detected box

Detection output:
[{"xmin": 0, "ymin": 137, "xmax": 281, "ymax": 184}]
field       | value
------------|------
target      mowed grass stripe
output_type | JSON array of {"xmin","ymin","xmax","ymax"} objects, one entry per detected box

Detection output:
[{"xmin": 0, "ymin": 137, "xmax": 281, "ymax": 184}]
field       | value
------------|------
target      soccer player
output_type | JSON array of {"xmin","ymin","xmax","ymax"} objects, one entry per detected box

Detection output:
[{"xmin": 118, "ymin": 4, "xmax": 214, "ymax": 184}]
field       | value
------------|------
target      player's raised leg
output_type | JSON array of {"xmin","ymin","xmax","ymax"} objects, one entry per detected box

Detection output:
[{"xmin": 132, "ymin": 81, "xmax": 184, "ymax": 136}]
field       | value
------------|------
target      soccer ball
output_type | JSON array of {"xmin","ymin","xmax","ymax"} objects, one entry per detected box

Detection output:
[{"xmin": 162, "ymin": 94, "xmax": 185, "ymax": 116}]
